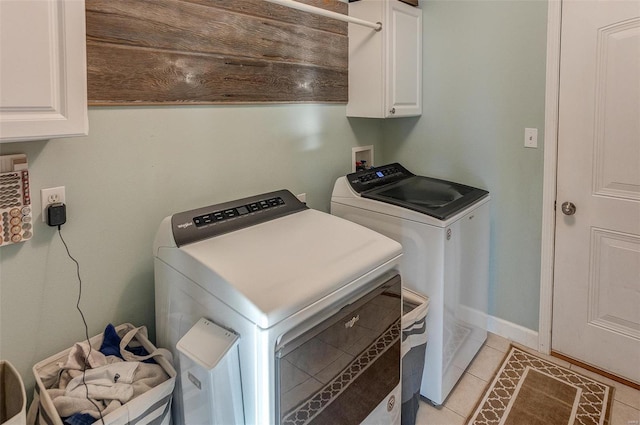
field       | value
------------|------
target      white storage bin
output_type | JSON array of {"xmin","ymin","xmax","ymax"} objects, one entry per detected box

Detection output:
[
  {"xmin": 27, "ymin": 324, "xmax": 175, "ymax": 425},
  {"xmin": 1, "ymin": 360, "xmax": 26, "ymax": 425}
]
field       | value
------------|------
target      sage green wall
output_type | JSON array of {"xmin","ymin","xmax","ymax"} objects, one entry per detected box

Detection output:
[
  {"xmin": 382, "ymin": 0, "xmax": 547, "ymax": 330},
  {"xmin": 0, "ymin": 104, "xmax": 383, "ymax": 394}
]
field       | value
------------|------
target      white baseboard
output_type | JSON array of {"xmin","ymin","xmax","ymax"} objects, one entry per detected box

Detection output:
[
  {"xmin": 486, "ymin": 315, "xmax": 538, "ymax": 350},
  {"xmin": 458, "ymin": 306, "xmax": 539, "ymax": 351}
]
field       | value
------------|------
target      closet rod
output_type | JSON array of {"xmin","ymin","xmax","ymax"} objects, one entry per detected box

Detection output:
[{"xmin": 263, "ymin": 0, "xmax": 382, "ymax": 31}]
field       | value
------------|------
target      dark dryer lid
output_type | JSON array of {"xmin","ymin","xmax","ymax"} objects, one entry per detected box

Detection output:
[{"xmin": 346, "ymin": 163, "xmax": 489, "ymax": 220}]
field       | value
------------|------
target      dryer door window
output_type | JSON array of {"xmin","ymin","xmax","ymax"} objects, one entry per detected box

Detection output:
[{"xmin": 276, "ymin": 275, "xmax": 401, "ymax": 425}]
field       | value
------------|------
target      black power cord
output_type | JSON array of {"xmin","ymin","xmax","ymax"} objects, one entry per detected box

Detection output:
[{"xmin": 50, "ymin": 203, "xmax": 106, "ymax": 425}]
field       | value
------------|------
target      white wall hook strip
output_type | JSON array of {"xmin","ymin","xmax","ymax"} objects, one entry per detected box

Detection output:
[{"xmin": 264, "ymin": 0, "xmax": 382, "ymax": 31}]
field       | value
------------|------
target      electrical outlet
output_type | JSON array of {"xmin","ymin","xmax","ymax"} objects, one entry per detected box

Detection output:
[{"xmin": 41, "ymin": 186, "xmax": 65, "ymax": 222}]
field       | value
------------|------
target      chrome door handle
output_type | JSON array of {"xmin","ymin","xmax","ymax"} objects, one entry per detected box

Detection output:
[{"xmin": 561, "ymin": 202, "xmax": 577, "ymax": 216}]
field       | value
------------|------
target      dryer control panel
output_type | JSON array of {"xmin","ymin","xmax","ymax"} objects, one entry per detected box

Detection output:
[{"xmin": 171, "ymin": 189, "xmax": 308, "ymax": 246}]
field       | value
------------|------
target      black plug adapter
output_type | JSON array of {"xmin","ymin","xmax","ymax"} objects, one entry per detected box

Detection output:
[{"xmin": 46, "ymin": 202, "xmax": 67, "ymax": 227}]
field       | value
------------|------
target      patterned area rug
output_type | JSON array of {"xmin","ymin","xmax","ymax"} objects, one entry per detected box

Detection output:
[{"xmin": 467, "ymin": 346, "xmax": 614, "ymax": 425}]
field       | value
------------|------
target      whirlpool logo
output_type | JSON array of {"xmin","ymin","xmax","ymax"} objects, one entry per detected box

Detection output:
[
  {"xmin": 344, "ymin": 315, "xmax": 360, "ymax": 329},
  {"xmin": 177, "ymin": 221, "xmax": 193, "ymax": 229}
]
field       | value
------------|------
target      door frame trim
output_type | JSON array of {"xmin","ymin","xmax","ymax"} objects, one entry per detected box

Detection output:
[{"xmin": 538, "ymin": 0, "xmax": 562, "ymax": 355}]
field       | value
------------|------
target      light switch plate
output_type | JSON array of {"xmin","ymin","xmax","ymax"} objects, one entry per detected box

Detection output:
[{"xmin": 524, "ymin": 128, "xmax": 538, "ymax": 148}]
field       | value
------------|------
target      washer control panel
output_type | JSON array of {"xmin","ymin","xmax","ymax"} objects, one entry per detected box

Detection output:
[
  {"xmin": 347, "ymin": 163, "xmax": 412, "ymax": 193},
  {"xmin": 0, "ymin": 154, "xmax": 32, "ymax": 246},
  {"xmin": 171, "ymin": 190, "xmax": 307, "ymax": 246}
]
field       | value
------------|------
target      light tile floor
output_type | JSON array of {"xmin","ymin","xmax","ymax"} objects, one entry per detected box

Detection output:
[{"xmin": 415, "ymin": 333, "xmax": 640, "ymax": 425}]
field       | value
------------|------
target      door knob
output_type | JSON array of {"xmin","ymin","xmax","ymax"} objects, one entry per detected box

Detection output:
[{"xmin": 561, "ymin": 202, "xmax": 576, "ymax": 216}]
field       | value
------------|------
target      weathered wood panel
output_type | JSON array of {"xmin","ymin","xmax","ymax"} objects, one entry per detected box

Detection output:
[
  {"xmin": 86, "ymin": 0, "xmax": 346, "ymax": 69},
  {"xmin": 86, "ymin": 0, "xmax": 348, "ymax": 105},
  {"xmin": 87, "ymin": 43, "xmax": 347, "ymax": 104},
  {"xmin": 185, "ymin": 0, "xmax": 348, "ymax": 35}
]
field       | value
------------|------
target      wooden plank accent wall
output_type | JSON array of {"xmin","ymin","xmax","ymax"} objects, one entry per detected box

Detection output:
[{"xmin": 86, "ymin": 0, "xmax": 348, "ymax": 105}]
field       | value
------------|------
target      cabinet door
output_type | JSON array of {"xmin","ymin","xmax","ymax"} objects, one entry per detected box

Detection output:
[
  {"xmin": 0, "ymin": 0, "xmax": 88, "ymax": 143},
  {"xmin": 386, "ymin": 1, "xmax": 422, "ymax": 117}
]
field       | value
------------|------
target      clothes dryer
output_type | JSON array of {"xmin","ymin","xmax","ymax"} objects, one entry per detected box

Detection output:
[
  {"xmin": 331, "ymin": 163, "xmax": 490, "ymax": 405},
  {"xmin": 154, "ymin": 190, "xmax": 403, "ymax": 425}
]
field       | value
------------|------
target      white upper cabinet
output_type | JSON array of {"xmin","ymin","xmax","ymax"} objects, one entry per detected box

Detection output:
[
  {"xmin": 347, "ymin": 0, "xmax": 422, "ymax": 118},
  {"xmin": 0, "ymin": 0, "xmax": 88, "ymax": 143}
]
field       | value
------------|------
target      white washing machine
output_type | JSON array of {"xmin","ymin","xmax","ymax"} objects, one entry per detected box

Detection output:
[
  {"xmin": 331, "ymin": 163, "xmax": 490, "ymax": 406},
  {"xmin": 154, "ymin": 190, "xmax": 404, "ymax": 425}
]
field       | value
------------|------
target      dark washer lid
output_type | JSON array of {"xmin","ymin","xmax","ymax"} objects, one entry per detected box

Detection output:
[{"xmin": 347, "ymin": 163, "xmax": 489, "ymax": 220}]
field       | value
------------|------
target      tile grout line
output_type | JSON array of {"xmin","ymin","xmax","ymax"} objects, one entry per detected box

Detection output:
[
  {"xmin": 611, "ymin": 399, "xmax": 640, "ymax": 411},
  {"xmin": 444, "ymin": 406, "xmax": 466, "ymax": 422},
  {"xmin": 465, "ymin": 370, "xmax": 490, "ymax": 383}
]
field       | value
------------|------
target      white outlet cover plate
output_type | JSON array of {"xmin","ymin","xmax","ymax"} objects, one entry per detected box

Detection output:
[{"xmin": 41, "ymin": 186, "xmax": 66, "ymax": 222}]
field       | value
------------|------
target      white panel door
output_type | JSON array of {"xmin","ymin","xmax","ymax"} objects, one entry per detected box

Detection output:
[{"xmin": 552, "ymin": 0, "xmax": 640, "ymax": 383}]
